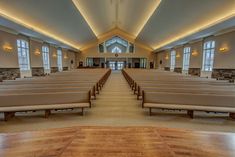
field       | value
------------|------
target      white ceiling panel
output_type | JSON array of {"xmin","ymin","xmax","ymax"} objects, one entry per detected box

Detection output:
[
  {"xmin": 0, "ymin": 0, "xmax": 96, "ymax": 49},
  {"xmin": 137, "ymin": 0, "xmax": 235, "ymax": 50},
  {"xmin": 0, "ymin": 0, "xmax": 235, "ymax": 51},
  {"xmin": 73, "ymin": 0, "xmax": 116, "ymax": 36},
  {"xmin": 118, "ymin": 0, "xmax": 160, "ymax": 37},
  {"xmin": 73, "ymin": 0, "xmax": 161, "ymax": 37}
]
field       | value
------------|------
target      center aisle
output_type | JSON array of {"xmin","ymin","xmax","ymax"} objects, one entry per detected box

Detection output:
[{"xmin": 84, "ymin": 71, "xmax": 146, "ymax": 125}]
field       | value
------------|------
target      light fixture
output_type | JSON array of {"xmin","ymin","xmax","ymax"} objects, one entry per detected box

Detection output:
[
  {"xmin": 154, "ymin": 13, "xmax": 235, "ymax": 50},
  {"xmin": 165, "ymin": 55, "xmax": 169, "ymax": 60},
  {"xmin": 52, "ymin": 53, "xmax": 57, "ymax": 58},
  {"xmin": 34, "ymin": 49, "xmax": 41, "ymax": 56},
  {"xmin": 72, "ymin": 0, "xmax": 99, "ymax": 36},
  {"xmin": 135, "ymin": 0, "xmax": 162, "ymax": 37},
  {"xmin": 191, "ymin": 50, "xmax": 198, "ymax": 56},
  {"xmin": 219, "ymin": 47, "xmax": 228, "ymax": 53},
  {"xmin": 64, "ymin": 54, "xmax": 68, "ymax": 59},
  {"xmin": 3, "ymin": 43, "xmax": 13, "ymax": 52},
  {"xmin": 176, "ymin": 53, "xmax": 181, "ymax": 58},
  {"xmin": 0, "ymin": 10, "xmax": 81, "ymax": 50}
]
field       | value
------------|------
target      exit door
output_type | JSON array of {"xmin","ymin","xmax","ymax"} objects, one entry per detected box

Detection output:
[{"xmin": 109, "ymin": 61, "xmax": 124, "ymax": 70}]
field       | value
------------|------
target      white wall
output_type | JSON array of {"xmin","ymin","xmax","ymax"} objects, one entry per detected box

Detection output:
[
  {"xmin": 30, "ymin": 40, "xmax": 43, "ymax": 68},
  {"xmin": 213, "ymin": 31, "xmax": 235, "ymax": 69},
  {"xmin": 155, "ymin": 31, "xmax": 235, "ymax": 70},
  {"xmin": 0, "ymin": 30, "xmax": 77, "ymax": 75},
  {"xmin": 77, "ymin": 43, "xmax": 155, "ymax": 68},
  {"xmin": 0, "ymin": 30, "xmax": 19, "ymax": 68}
]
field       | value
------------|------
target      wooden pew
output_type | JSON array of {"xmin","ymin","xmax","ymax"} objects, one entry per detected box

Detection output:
[
  {"xmin": 0, "ymin": 86, "xmax": 96, "ymax": 99},
  {"xmin": 0, "ymin": 81, "xmax": 99, "ymax": 90},
  {"xmin": 142, "ymin": 91, "xmax": 235, "ymax": 119},
  {"xmin": 0, "ymin": 91, "xmax": 91, "ymax": 121},
  {"xmin": 137, "ymin": 85, "xmax": 235, "ymax": 99},
  {"xmin": 0, "ymin": 69, "xmax": 111, "ymax": 121}
]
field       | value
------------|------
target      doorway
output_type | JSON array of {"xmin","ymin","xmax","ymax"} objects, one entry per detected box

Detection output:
[
  {"xmin": 109, "ymin": 62, "xmax": 116, "ymax": 70},
  {"xmin": 109, "ymin": 61, "xmax": 124, "ymax": 70},
  {"xmin": 117, "ymin": 62, "xmax": 124, "ymax": 70}
]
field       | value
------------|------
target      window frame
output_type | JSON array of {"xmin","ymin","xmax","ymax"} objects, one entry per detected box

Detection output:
[
  {"xmin": 183, "ymin": 47, "xmax": 191, "ymax": 71},
  {"xmin": 111, "ymin": 46, "xmax": 122, "ymax": 53},
  {"xmin": 17, "ymin": 39, "xmax": 30, "ymax": 71},
  {"xmin": 42, "ymin": 45, "xmax": 50, "ymax": 71},
  {"xmin": 202, "ymin": 41, "xmax": 215, "ymax": 72},
  {"xmin": 57, "ymin": 49, "xmax": 63, "ymax": 72},
  {"xmin": 170, "ymin": 50, "xmax": 176, "ymax": 70}
]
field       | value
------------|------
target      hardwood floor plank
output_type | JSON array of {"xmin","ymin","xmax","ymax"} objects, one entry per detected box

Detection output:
[{"xmin": 1, "ymin": 126, "xmax": 234, "ymax": 157}]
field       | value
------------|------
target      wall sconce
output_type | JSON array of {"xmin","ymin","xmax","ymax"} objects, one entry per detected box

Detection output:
[
  {"xmin": 64, "ymin": 55, "xmax": 68, "ymax": 59},
  {"xmin": 3, "ymin": 44, "xmax": 13, "ymax": 52},
  {"xmin": 192, "ymin": 51, "xmax": 198, "ymax": 56},
  {"xmin": 176, "ymin": 53, "xmax": 180, "ymax": 58},
  {"xmin": 34, "ymin": 49, "xmax": 41, "ymax": 56},
  {"xmin": 165, "ymin": 55, "xmax": 169, "ymax": 60},
  {"xmin": 52, "ymin": 53, "xmax": 57, "ymax": 58},
  {"xmin": 219, "ymin": 47, "xmax": 228, "ymax": 53}
]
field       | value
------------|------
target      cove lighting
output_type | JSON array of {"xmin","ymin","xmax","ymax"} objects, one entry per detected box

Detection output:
[
  {"xmin": 0, "ymin": 10, "xmax": 80, "ymax": 50},
  {"xmin": 72, "ymin": 0, "xmax": 99, "ymax": 37},
  {"xmin": 154, "ymin": 13, "xmax": 235, "ymax": 50},
  {"xmin": 135, "ymin": 0, "xmax": 162, "ymax": 37}
]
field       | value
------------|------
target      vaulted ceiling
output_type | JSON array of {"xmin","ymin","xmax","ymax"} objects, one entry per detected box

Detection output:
[
  {"xmin": 0, "ymin": 0, "xmax": 234, "ymax": 52},
  {"xmin": 72, "ymin": 0, "xmax": 160, "ymax": 37}
]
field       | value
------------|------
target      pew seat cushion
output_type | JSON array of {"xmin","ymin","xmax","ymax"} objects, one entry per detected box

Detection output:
[
  {"xmin": 144, "ymin": 103, "xmax": 235, "ymax": 113},
  {"xmin": 0, "ymin": 103, "xmax": 90, "ymax": 112}
]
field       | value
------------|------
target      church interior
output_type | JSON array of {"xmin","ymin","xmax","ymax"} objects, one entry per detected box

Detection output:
[{"xmin": 0, "ymin": 0, "xmax": 235, "ymax": 156}]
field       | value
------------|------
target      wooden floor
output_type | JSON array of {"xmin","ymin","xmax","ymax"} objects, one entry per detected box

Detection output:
[{"xmin": 1, "ymin": 126, "xmax": 235, "ymax": 157}]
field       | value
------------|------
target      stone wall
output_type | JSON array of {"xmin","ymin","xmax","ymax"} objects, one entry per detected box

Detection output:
[
  {"xmin": 164, "ymin": 67, "xmax": 170, "ymax": 71},
  {"xmin": 32, "ymin": 67, "xmax": 44, "ymax": 76},
  {"xmin": 0, "ymin": 68, "xmax": 20, "ymax": 80},
  {"xmin": 188, "ymin": 68, "xmax": 201, "ymax": 76},
  {"xmin": 212, "ymin": 69, "xmax": 235, "ymax": 80},
  {"xmin": 174, "ymin": 67, "xmax": 182, "ymax": 73},
  {"xmin": 63, "ymin": 67, "xmax": 69, "ymax": 71},
  {"xmin": 51, "ymin": 67, "xmax": 58, "ymax": 73}
]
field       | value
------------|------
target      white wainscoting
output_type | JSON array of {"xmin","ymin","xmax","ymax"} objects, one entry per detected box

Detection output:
[
  {"xmin": 200, "ymin": 71, "xmax": 212, "ymax": 78},
  {"xmin": 20, "ymin": 70, "xmax": 32, "ymax": 78}
]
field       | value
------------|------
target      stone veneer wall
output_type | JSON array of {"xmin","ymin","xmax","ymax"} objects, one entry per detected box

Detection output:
[
  {"xmin": 188, "ymin": 68, "xmax": 201, "ymax": 76},
  {"xmin": 51, "ymin": 67, "xmax": 58, "ymax": 73},
  {"xmin": 63, "ymin": 67, "xmax": 68, "ymax": 71},
  {"xmin": 212, "ymin": 69, "xmax": 235, "ymax": 80},
  {"xmin": 164, "ymin": 67, "xmax": 170, "ymax": 71},
  {"xmin": 174, "ymin": 67, "xmax": 182, "ymax": 73},
  {"xmin": 32, "ymin": 67, "xmax": 45, "ymax": 76},
  {"xmin": 0, "ymin": 68, "xmax": 20, "ymax": 80}
]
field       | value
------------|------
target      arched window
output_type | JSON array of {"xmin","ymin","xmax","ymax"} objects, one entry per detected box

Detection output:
[
  {"xmin": 170, "ymin": 50, "xmax": 176, "ymax": 70},
  {"xmin": 17, "ymin": 39, "xmax": 30, "ymax": 71},
  {"xmin": 183, "ymin": 47, "xmax": 191, "ymax": 71},
  {"xmin": 202, "ymin": 41, "xmax": 215, "ymax": 72},
  {"xmin": 57, "ymin": 49, "xmax": 63, "ymax": 72},
  {"xmin": 111, "ymin": 46, "xmax": 122, "ymax": 53},
  {"xmin": 99, "ymin": 36, "xmax": 134, "ymax": 53},
  {"xmin": 42, "ymin": 46, "xmax": 50, "ymax": 71}
]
